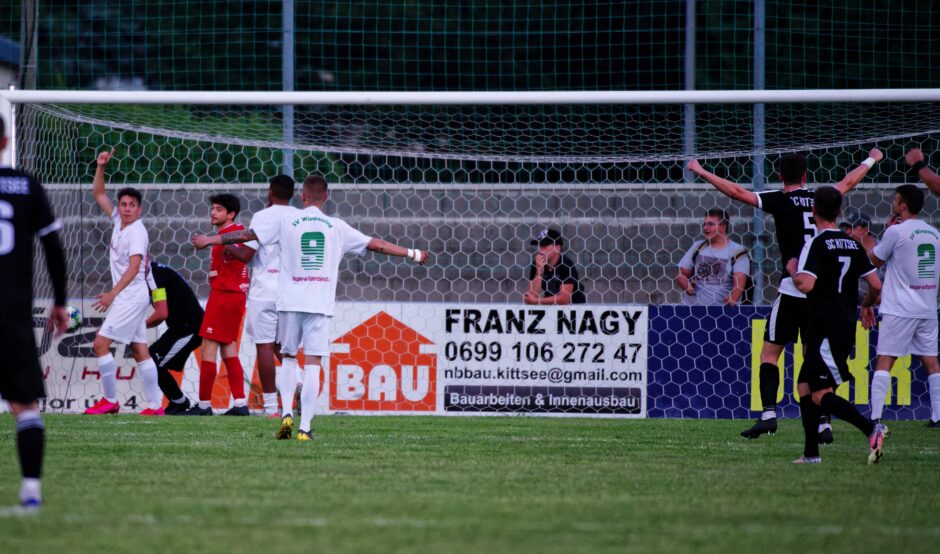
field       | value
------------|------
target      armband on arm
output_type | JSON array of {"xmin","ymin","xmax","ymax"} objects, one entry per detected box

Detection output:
[{"xmin": 151, "ymin": 288, "xmax": 167, "ymax": 303}]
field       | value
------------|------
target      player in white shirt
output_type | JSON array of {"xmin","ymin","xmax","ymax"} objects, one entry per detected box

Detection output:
[
  {"xmin": 869, "ymin": 184, "xmax": 940, "ymax": 427},
  {"xmin": 192, "ymin": 175, "xmax": 429, "ymax": 440},
  {"xmin": 225, "ymin": 175, "xmax": 296, "ymax": 416},
  {"xmin": 84, "ymin": 149, "xmax": 163, "ymax": 415}
]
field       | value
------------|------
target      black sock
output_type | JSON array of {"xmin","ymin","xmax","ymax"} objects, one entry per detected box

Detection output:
[
  {"xmin": 157, "ymin": 367, "xmax": 184, "ymax": 401},
  {"xmin": 818, "ymin": 413, "xmax": 831, "ymax": 425},
  {"xmin": 799, "ymin": 395, "xmax": 820, "ymax": 458},
  {"xmin": 15, "ymin": 412, "xmax": 45, "ymax": 479},
  {"xmin": 759, "ymin": 362, "xmax": 779, "ymax": 413},
  {"xmin": 820, "ymin": 392, "xmax": 874, "ymax": 437}
]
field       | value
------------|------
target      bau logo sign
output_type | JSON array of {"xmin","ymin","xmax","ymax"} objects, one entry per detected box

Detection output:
[{"xmin": 330, "ymin": 311, "xmax": 437, "ymax": 412}]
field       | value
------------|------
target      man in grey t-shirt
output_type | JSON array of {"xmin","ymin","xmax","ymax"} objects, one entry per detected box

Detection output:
[{"xmin": 676, "ymin": 209, "xmax": 750, "ymax": 306}]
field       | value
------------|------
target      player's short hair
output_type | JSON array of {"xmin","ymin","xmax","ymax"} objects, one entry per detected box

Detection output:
[
  {"xmin": 117, "ymin": 187, "xmax": 143, "ymax": 206},
  {"xmin": 705, "ymin": 208, "xmax": 730, "ymax": 233},
  {"xmin": 269, "ymin": 174, "xmax": 295, "ymax": 201},
  {"xmin": 303, "ymin": 175, "xmax": 328, "ymax": 202},
  {"xmin": 895, "ymin": 184, "xmax": 925, "ymax": 215},
  {"xmin": 210, "ymin": 193, "xmax": 241, "ymax": 216},
  {"xmin": 813, "ymin": 186, "xmax": 842, "ymax": 223},
  {"xmin": 779, "ymin": 153, "xmax": 807, "ymax": 185}
]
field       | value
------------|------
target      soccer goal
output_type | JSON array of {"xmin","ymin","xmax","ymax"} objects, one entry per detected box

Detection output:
[{"xmin": 4, "ymin": 89, "xmax": 940, "ymax": 418}]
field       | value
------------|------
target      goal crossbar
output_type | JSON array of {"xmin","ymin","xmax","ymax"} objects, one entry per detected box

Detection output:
[{"xmin": 3, "ymin": 89, "xmax": 940, "ymax": 106}]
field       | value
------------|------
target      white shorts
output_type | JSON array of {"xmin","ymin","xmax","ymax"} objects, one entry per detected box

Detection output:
[
  {"xmin": 245, "ymin": 299, "xmax": 278, "ymax": 343},
  {"xmin": 877, "ymin": 314, "xmax": 938, "ymax": 357},
  {"xmin": 99, "ymin": 295, "xmax": 149, "ymax": 345},
  {"xmin": 276, "ymin": 311, "xmax": 330, "ymax": 357}
]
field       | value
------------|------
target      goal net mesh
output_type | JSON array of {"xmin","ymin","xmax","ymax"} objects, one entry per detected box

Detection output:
[{"xmin": 16, "ymin": 99, "xmax": 940, "ymax": 418}]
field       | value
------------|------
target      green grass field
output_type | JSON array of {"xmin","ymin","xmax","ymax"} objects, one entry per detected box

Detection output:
[{"xmin": 1, "ymin": 415, "xmax": 939, "ymax": 554}]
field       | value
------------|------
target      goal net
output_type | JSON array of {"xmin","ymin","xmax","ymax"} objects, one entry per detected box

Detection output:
[{"xmin": 8, "ymin": 90, "xmax": 940, "ymax": 418}]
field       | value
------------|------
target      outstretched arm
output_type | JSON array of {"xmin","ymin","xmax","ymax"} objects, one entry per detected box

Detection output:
[
  {"xmin": 192, "ymin": 229, "xmax": 258, "ymax": 249},
  {"xmin": 687, "ymin": 159, "xmax": 759, "ymax": 207},
  {"xmin": 834, "ymin": 148, "xmax": 883, "ymax": 195},
  {"xmin": 92, "ymin": 149, "xmax": 116, "ymax": 217},
  {"xmin": 905, "ymin": 149, "xmax": 940, "ymax": 195},
  {"xmin": 366, "ymin": 238, "xmax": 429, "ymax": 264}
]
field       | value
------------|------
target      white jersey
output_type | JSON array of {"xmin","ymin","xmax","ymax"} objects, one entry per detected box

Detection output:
[
  {"xmin": 253, "ymin": 205, "xmax": 372, "ymax": 316},
  {"xmin": 108, "ymin": 207, "xmax": 149, "ymax": 300},
  {"xmin": 873, "ymin": 218, "xmax": 940, "ymax": 319},
  {"xmin": 246, "ymin": 204, "xmax": 294, "ymax": 302}
]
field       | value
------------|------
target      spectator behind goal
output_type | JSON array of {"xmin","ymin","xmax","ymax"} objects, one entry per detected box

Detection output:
[{"xmin": 676, "ymin": 208, "xmax": 751, "ymax": 306}]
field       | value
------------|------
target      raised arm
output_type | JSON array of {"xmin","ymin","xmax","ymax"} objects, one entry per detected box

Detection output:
[
  {"xmin": 366, "ymin": 238, "xmax": 429, "ymax": 264},
  {"xmin": 834, "ymin": 148, "xmax": 883, "ymax": 195},
  {"xmin": 687, "ymin": 159, "xmax": 759, "ymax": 208},
  {"xmin": 905, "ymin": 149, "xmax": 940, "ymax": 195},
  {"xmin": 92, "ymin": 149, "xmax": 116, "ymax": 217}
]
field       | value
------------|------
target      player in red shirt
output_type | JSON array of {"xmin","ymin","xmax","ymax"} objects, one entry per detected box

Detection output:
[{"xmin": 183, "ymin": 193, "xmax": 251, "ymax": 416}]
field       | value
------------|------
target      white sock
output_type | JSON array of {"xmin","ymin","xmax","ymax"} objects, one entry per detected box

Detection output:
[
  {"xmin": 870, "ymin": 370, "xmax": 891, "ymax": 421},
  {"xmin": 818, "ymin": 422, "xmax": 832, "ymax": 432},
  {"xmin": 97, "ymin": 353, "xmax": 118, "ymax": 402},
  {"xmin": 170, "ymin": 395, "xmax": 186, "ymax": 404},
  {"xmin": 278, "ymin": 358, "xmax": 299, "ymax": 417},
  {"xmin": 761, "ymin": 410, "xmax": 776, "ymax": 421},
  {"xmin": 19, "ymin": 478, "xmax": 41, "ymax": 503},
  {"xmin": 263, "ymin": 392, "xmax": 278, "ymax": 415},
  {"xmin": 198, "ymin": 400, "xmax": 211, "ymax": 410},
  {"xmin": 299, "ymin": 365, "xmax": 321, "ymax": 433},
  {"xmin": 928, "ymin": 373, "xmax": 940, "ymax": 422},
  {"xmin": 137, "ymin": 358, "xmax": 162, "ymax": 410},
  {"xmin": 233, "ymin": 398, "xmax": 247, "ymax": 408}
]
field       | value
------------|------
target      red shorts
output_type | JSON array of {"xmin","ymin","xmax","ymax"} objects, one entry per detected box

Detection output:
[{"xmin": 199, "ymin": 290, "xmax": 247, "ymax": 344}]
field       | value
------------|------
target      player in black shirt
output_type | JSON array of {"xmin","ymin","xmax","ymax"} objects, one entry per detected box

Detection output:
[
  {"xmin": 146, "ymin": 259, "xmax": 205, "ymax": 414},
  {"xmin": 0, "ymin": 116, "xmax": 68, "ymax": 509},
  {"xmin": 791, "ymin": 186, "xmax": 887, "ymax": 464},
  {"xmin": 524, "ymin": 228, "xmax": 587, "ymax": 305},
  {"xmin": 689, "ymin": 148, "xmax": 883, "ymax": 440}
]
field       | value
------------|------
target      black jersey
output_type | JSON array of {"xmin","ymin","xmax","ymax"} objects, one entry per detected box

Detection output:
[
  {"xmin": 0, "ymin": 167, "xmax": 62, "ymax": 314},
  {"xmin": 797, "ymin": 228, "xmax": 876, "ymax": 336},
  {"xmin": 528, "ymin": 254, "xmax": 587, "ymax": 304},
  {"xmin": 148, "ymin": 260, "xmax": 204, "ymax": 331},
  {"xmin": 757, "ymin": 188, "xmax": 816, "ymax": 284}
]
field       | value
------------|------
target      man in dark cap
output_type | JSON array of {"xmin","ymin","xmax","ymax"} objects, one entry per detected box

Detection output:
[{"xmin": 524, "ymin": 228, "xmax": 586, "ymax": 305}]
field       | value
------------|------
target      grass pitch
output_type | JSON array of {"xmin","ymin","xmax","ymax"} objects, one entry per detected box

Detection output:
[{"xmin": 1, "ymin": 415, "xmax": 939, "ymax": 554}]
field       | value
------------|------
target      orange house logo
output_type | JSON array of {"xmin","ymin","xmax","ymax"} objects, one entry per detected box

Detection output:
[{"xmin": 330, "ymin": 311, "xmax": 437, "ymax": 412}]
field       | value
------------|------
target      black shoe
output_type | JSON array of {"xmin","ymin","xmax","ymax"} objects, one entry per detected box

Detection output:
[
  {"xmin": 222, "ymin": 405, "xmax": 249, "ymax": 416},
  {"xmin": 927, "ymin": 420, "xmax": 940, "ymax": 428},
  {"xmin": 164, "ymin": 398, "xmax": 192, "ymax": 415},
  {"xmin": 818, "ymin": 427, "xmax": 834, "ymax": 445},
  {"xmin": 180, "ymin": 405, "xmax": 213, "ymax": 416},
  {"xmin": 741, "ymin": 418, "xmax": 777, "ymax": 439}
]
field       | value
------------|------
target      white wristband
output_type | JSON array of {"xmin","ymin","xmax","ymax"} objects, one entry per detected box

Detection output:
[
  {"xmin": 862, "ymin": 157, "xmax": 876, "ymax": 168},
  {"xmin": 407, "ymin": 248, "xmax": 414, "ymax": 260},
  {"xmin": 407, "ymin": 248, "xmax": 423, "ymax": 262}
]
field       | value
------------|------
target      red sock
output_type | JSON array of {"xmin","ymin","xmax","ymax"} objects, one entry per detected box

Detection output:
[
  {"xmin": 199, "ymin": 360, "xmax": 217, "ymax": 402},
  {"xmin": 223, "ymin": 356, "xmax": 245, "ymax": 400}
]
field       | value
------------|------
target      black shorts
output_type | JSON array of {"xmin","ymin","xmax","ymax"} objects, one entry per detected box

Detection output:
[
  {"xmin": 0, "ymin": 318, "xmax": 45, "ymax": 404},
  {"xmin": 150, "ymin": 327, "xmax": 202, "ymax": 372},
  {"xmin": 798, "ymin": 330, "xmax": 855, "ymax": 392},
  {"xmin": 763, "ymin": 293, "xmax": 809, "ymax": 346}
]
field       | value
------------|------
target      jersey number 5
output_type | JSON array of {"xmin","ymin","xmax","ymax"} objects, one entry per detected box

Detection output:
[
  {"xmin": 0, "ymin": 200, "xmax": 14, "ymax": 256},
  {"xmin": 300, "ymin": 231, "xmax": 325, "ymax": 271}
]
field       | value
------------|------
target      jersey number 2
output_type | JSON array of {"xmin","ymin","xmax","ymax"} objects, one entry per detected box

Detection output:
[
  {"xmin": 918, "ymin": 243, "xmax": 936, "ymax": 279},
  {"xmin": 0, "ymin": 200, "xmax": 13, "ymax": 256},
  {"xmin": 300, "ymin": 231, "xmax": 325, "ymax": 271}
]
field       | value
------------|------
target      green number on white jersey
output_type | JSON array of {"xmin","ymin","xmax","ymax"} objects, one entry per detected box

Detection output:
[
  {"xmin": 300, "ymin": 231, "xmax": 325, "ymax": 270},
  {"xmin": 918, "ymin": 243, "xmax": 936, "ymax": 279}
]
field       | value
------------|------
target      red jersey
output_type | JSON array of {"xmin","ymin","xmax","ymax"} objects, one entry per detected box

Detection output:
[{"xmin": 209, "ymin": 223, "xmax": 250, "ymax": 294}]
